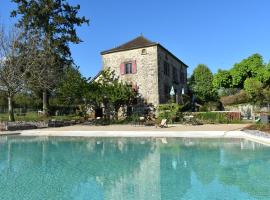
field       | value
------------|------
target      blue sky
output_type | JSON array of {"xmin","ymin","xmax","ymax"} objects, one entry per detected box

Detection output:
[{"xmin": 1, "ymin": 0, "xmax": 270, "ymax": 78}]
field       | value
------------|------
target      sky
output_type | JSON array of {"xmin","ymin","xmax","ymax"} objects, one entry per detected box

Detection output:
[{"xmin": 1, "ymin": 0, "xmax": 270, "ymax": 78}]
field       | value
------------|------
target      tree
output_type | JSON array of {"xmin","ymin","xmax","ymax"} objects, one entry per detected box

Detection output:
[
  {"xmin": 243, "ymin": 78, "xmax": 263, "ymax": 104},
  {"xmin": 22, "ymin": 33, "xmax": 64, "ymax": 115},
  {"xmin": 89, "ymin": 69, "xmax": 137, "ymax": 119},
  {"xmin": 212, "ymin": 69, "xmax": 232, "ymax": 90},
  {"xmin": 189, "ymin": 64, "xmax": 217, "ymax": 102},
  {"xmin": 56, "ymin": 66, "xmax": 89, "ymax": 106},
  {"xmin": 256, "ymin": 67, "xmax": 270, "ymax": 86},
  {"xmin": 11, "ymin": 0, "xmax": 89, "ymax": 115},
  {"xmin": 230, "ymin": 54, "xmax": 265, "ymax": 88},
  {"xmin": 0, "ymin": 25, "xmax": 29, "ymax": 121},
  {"xmin": 262, "ymin": 87, "xmax": 270, "ymax": 105}
]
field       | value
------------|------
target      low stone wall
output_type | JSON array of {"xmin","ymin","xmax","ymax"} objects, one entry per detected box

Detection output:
[
  {"xmin": 224, "ymin": 103, "xmax": 270, "ymax": 120},
  {"xmin": 0, "ymin": 120, "xmax": 78, "ymax": 131},
  {"xmin": 0, "ymin": 121, "xmax": 48, "ymax": 131},
  {"xmin": 48, "ymin": 120, "xmax": 77, "ymax": 127}
]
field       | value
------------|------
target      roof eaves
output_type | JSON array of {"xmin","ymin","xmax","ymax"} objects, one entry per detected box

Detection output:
[
  {"xmin": 101, "ymin": 43, "xmax": 158, "ymax": 55},
  {"xmin": 157, "ymin": 44, "xmax": 189, "ymax": 68}
]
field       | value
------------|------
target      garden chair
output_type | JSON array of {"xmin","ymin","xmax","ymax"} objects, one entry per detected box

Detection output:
[{"xmin": 160, "ymin": 119, "xmax": 168, "ymax": 128}]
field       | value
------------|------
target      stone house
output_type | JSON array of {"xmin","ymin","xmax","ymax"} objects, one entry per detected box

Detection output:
[{"xmin": 99, "ymin": 36, "xmax": 188, "ymax": 107}]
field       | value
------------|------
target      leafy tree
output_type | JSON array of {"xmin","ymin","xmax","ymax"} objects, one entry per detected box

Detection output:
[
  {"xmin": 11, "ymin": 0, "xmax": 89, "ymax": 61},
  {"xmin": 262, "ymin": 87, "xmax": 270, "ymax": 105},
  {"xmin": 212, "ymin": 69, "xmax": 232, "ymax": 90},
  {"xmin": 243, "ymin": 78, "xmax": 263, "ymax": 104},
  {"xmin": 189, "ymin": 64, "xmax": 217, "ymax": 103},
  {"xmin": 230, "ymin": 54, "xmax": 265, "ymax": 87},
  {"xmin": 256, "ymin": 66, "xmax": 270, "ymax": 85},
  {"xmin": 56, "ymin": 66, "xmax": 89, "ymax": 106},
  {"xmin": 22, "ymin": 34, "xmax": 63, "ymax": 115},
  {"xmin": 90, "ymin": 69, "xmax": 137, "ymax": 120},
  {"xmin": 11, "ymin": 0, "xmax": 89, "ymax": 115}
]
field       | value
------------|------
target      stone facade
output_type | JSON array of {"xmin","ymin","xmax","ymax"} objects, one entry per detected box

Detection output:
[
  {"xmin": 157, "ymin": 46, "xmax": 187, "ymax": 104},
  {"xmin": 100, "ymin": 36, "xmax": 188, "ymax": 106},
  {"xmin": 102, "ymin": 45, "xmax": 159, "ymax": 105}
]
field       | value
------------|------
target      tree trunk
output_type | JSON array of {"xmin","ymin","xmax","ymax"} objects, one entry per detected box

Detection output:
[
  {"xmin": 8, "ymin": 96, "xmax": 15, "ymax": 121},
  {"xmin": 42, "ymin": 90, "xmax": 49, "ymax": 116},
  {"xmin": 114, "ymin": 106, "xmax": 120, "ymax": 120}
]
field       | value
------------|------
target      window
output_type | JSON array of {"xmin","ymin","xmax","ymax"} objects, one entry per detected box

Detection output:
[
  {"xmin": 125, "ymin": 63, "xmax": 132, "ymax": 74},
  {"xmin": 141, "ymin": 49, "xmax": 147, "ymax": 55},
  {"xmin": 120, "ymin": 61, "xmax": 137, "ymax": 75},
  {"xmin": 163, "ymin": 61, "xmax": 170, "ymax": 76}
]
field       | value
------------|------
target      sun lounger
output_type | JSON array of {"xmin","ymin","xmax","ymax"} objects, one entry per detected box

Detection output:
[{"xmin": 160, "ymin": 119, "xmax": 168, "ymax": 128}]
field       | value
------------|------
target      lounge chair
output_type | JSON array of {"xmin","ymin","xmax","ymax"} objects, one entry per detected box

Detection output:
[
  {"xmin": 255, "ymin": 117, "xmax": 261, "ymax": 123},
  {"xmin": 160, "ymin": 119, "xmax": 168, "ymax": 128}
]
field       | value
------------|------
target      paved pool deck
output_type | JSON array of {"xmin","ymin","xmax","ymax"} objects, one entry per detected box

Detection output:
[
  {"xmin": 1, "ymin": 124, "xmax": 270, "ymax": 146},
  {"xmin": 28, "ymin": 123, "xmax": 249, "ymax": 132},
  {"xmin": 5, "ymin": 123, "xmax": 266, "ymax": 146}
]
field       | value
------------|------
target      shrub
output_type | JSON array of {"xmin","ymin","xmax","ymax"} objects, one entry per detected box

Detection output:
[
  {"xmin": 157, "ymin": 103, "xmax": 183, "ymax": 123},
  {"xmin": 199, "ymin": 101, "xmax": 223, "ymax": 112},
  {"xmin": 218, "ymin": 88, "xmax": 240, "ymax": 97},
  {"xmin": 194, "ymin": 112, "xmax": 241, "ymax": 124},
  {"xmin": 244, "ymin": 78, "xmax": 264, "ymax": 103},
  {"xmin": 220, "ymin": 90, "xmax": 249, "ymax": 106}
]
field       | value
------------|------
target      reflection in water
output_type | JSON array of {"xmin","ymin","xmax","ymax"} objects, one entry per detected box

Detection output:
[{"xmin": 0, "ymin": 137, "xmax": 270, "ymax": 200}]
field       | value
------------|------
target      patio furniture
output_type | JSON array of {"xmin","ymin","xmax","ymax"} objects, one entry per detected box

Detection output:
[{"xmin": 160, "ymin": 119, "xmax": 168, "ymax": 128}]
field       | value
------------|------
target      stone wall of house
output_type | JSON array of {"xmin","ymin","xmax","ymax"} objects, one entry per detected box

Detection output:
[
  {"xmin": 157, "ymin": 46, "xmax": 188, "ymax": 104},
  {"xmin": 102, "ymin": 46, "xmax": 159, "ymax": 106}
]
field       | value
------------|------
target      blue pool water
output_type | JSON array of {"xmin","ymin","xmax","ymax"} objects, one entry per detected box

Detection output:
[{"xmin": 0, "ymin": 136, "xmax": 270, "ymax": 200}]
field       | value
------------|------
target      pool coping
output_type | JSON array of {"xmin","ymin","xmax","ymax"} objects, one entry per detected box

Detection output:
[{"xmin": 14, "ymin": 130, "xmax": 270, "ymax": 146}]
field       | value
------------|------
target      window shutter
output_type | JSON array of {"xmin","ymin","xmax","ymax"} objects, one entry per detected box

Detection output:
[
  {"xmin": 132, "ymin": 82, "xmax": 139, "ymax": 92},
  {"xmin": 120, "ymin": 63, "xmax": 125, "ymax": 75},
  {"xmin": 132, "ymin": 60, "xmax": 137, "ymax": 74}
]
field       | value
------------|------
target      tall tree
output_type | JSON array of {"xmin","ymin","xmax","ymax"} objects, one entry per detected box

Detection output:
[
  {"xmin": 189, "ymin": 64, "xmax": 217, "ymax": 102},
  {"xmin": 11, "ymin": 0, "xmax": 89, "ymax": 115},
  {"xmin": 23, "ymin": 33, "xmax": 63, "ymax": 115},
  {"xmin": 230, "ymin": 53, "xmax": 265, "ymax": 88},
  {"xmin": 56, "ymin": 66, "xmax": 89, "ymax": 106},
  {"xmin": 212, "ymin": 69, "xmax": 232, "ymax": 90}
]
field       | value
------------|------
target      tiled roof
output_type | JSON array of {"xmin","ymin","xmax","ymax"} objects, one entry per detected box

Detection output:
[
  {"xmin": 100, "ymin": 35, "xmax": 188, "ymax": 68},
  {"xmin": 101, "ymin": 36, "xmax": 157, "ymax": 55}
]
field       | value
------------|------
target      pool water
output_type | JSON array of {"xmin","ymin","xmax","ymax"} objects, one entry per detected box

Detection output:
[{"xmin": 0, "ymin": 136, "xmax": 270, "ymax": 200}]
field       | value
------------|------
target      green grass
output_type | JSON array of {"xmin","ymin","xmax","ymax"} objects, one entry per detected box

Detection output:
[{"xmin": 0, "ymin": 112, "xmax": 81, "ymax": 122}]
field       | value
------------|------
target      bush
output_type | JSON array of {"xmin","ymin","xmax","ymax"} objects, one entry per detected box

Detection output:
[
  {"xmin": 244, "ymin": 78, "xmax": 264, "ymax": 103},
  {"xmin": 218, "ymin": 88, "xmax": 240, "ymax": 97},
  {"xmin": 199, "ymin": 101, "xmax": 223, "ymax": 112},
  {"xmin": 157, "ymin": 103, "xmax": 183, "ymax": 123},
  {"xmin": 220, "ymin": 90, "xmax": 249, "ymax": 106}
]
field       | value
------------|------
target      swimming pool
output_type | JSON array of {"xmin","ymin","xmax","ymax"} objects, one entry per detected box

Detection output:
[{"xmin": 0, "ymin": 136, "xmax": 269, "ymax": 200}]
